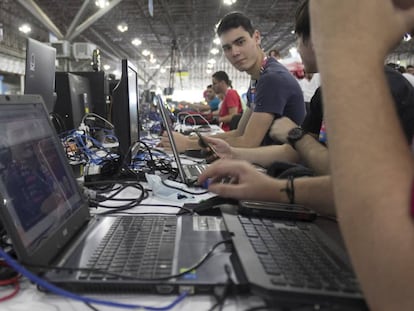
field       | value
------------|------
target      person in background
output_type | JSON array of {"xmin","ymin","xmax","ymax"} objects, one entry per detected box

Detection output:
[
  {"xmin": 310, "ymin": 0, "xmax": 414, "ymax": 309},
  {"xmin": 184, "ymin": 84, "xmax": 220, "ymax": 113},
  {"xmin": 268, "ymin": 48, "xmax": 281, "ymax": 60},
  {"xmin": 160, "ymin": 11, "xmax": 305, "ymax": 152},
  {"xmin": 407, "ymin": 64, "xmax": 414, "ymax": 75},
  {"xmin": 198, "ymin": 0, "xmax": 414, "ymax": 218},
  {"xmin": 297, "ymin": 72, "xmax": 320, "ymax": 113},
  {"xmin": 211, "ymin": 71, "xmax": 243, "ymax": 131}
]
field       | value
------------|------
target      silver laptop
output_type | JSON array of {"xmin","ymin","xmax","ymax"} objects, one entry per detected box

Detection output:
[
  {"xmin": 156, "ymin": 95, "xmax": 207, "ymax": 186},
  {"xmin": 0, "ymin": 95, "xmax": 240, "ymax": 294}
]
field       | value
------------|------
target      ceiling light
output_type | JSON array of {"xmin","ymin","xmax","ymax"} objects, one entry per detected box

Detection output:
[
  {"xmin": 207, "ymin": 58, "xmax": 216, "ymax": 64},
  {"xmin": 131, "ymin": 38, "xmax": 142, "ymax": 46},
  {"xmin": 117, "ymin": 22, "xmax": 128, "ymax": 33},
  {"xmin": 95, "ymin": 0, "xmax": 109, "ymax": 8},
  {"xmin": 160, "ymin": 68, "xmax": 166, "ymax": 73},
  {"xmin": 207, "ymin": 63, "xmax": 214, "ymax": 69},
  {"xmin": 210, "ymin": 48, "xmax": 219, "ymax": 55},
  {"xmin": 103, "ymin": 64, "xmax": 110, "ymax": 70},
  {"xmin": 206, "ymin": 69, "xmax": 212, "ymax": 74},
  {"xmin": 223, "ymin": 0, "xmax": 237, "ymax": 5},
  {"xmin": 149, "ymin": 57, "xmax": 156, "ymax": 64},
  {"xmin": 18, "ymin": 24, "xmax": 31, "ymax": 34},
  {"xmin": 213, "ymin": 38, "xmax": 221, "ymax": 45},
  {"xmin": 142, "ymin": 49, "xmax": 151, "ymax": 56}
]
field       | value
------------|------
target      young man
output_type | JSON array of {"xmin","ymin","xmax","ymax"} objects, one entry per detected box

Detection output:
[
  {"xmin": 160, "ymin": 12, "xmax": 305, "ymax": 152},
  {"xmin": 198, "ymin": 0, "xmax": 414, "ymax": 216}
]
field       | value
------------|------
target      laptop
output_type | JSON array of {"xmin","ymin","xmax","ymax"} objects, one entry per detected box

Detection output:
[
  {"xmin": 0, "ymin": 95, "xmax": 241, "ymax": 294},
  {"xmin": 156, "ymin": 95, "xmax": 207, "ymax": 186},
  {"xmin": 219, "ymin": 205, "xmax": 367, "ymax": 309}
]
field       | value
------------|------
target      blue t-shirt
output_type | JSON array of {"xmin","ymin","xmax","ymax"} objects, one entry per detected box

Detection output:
[
  {"xmin": 208, "ymin": 97, "xmax": 220, "ymax": 112},
  {"xmin": 247, "ymin": 57, "xmax": 305, "ymax": 145}
]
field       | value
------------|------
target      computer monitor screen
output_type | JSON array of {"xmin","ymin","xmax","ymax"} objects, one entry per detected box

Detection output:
[
  {"xmin": 24, "ymin": 38, "xmax": 56, "ymax": 113},
  {"xmin": 111, "ymin": 59, "xmax": 140, "ymax": 164}
]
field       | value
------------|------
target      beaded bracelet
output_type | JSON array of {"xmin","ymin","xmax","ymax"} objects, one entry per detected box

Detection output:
[{"xmin": 280, "ymin": 175, "xmax": 295, "ymax": 204}]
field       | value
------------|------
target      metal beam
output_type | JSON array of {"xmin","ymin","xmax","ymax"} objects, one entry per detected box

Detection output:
[
  {"xmin": 66, "ymin": 0, "xmax": 122, "ymax": 42},
  {"xmin": 16, "ymin": 0, "xmax": 64, "ymax": 39},
  {"xmin": 65, "ymin": 0, "xmax": 92, "ymax": 40}
]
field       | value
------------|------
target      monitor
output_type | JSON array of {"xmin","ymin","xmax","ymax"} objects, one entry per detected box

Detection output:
[
  {"xmin": 71, "ymin": 71, "xmax": 108, "ymax": 119},
  {"xmin": 111, "ymin": 59, "xmax": 140, "ymax": 164},
  {"xmin": 54, "ymin": 72, "xmax": 92, "ymax": 133},
  {"xmin": 24, "ymin": 38, "xmax": 57, "ymax": 113}
]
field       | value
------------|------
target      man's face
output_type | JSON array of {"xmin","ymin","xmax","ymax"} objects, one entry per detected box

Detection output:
[
  {"xmin": 220, "ymin": 26, "xmax": 261, "ymax": 72},
  {"xmin": 297, "ymin": 35, "xmax": 317, "ymax": 74},
  {"xmin": 205, "ymin": 88, "xmax": 215, "ymax": 100}
]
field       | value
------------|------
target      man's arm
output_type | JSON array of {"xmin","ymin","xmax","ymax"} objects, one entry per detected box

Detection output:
[
  {"xmin": 310, "ymin": 1, "xmax": 414, "ymax": 309},
  {"xmin": 218, "ymin": 106, "xmax": 239, "ymax": 124},
  {"xmin": 232, "ymin": 144, "xmax": 300, "ymax": 167},
  {"xmin": 220, "ymin": 111, "xmax": 275, "ymax": 147},
  {"xmin": 198, "ymin": 159, "xmax": 336, "ymax": 217},
  {"xmin": 270, "ymin": 117, "xmax": 330, "ymax": 174}
]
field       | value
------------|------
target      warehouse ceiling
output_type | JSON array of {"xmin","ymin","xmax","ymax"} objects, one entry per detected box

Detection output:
[{"xmin": 1, "ymin": 0, "xmax": 414, "ymax": 92}]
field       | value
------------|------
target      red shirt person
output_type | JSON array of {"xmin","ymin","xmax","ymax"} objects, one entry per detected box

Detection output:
[{"xmin": 211, "ymin": 71, "xmax": 243, "ymax": 131}]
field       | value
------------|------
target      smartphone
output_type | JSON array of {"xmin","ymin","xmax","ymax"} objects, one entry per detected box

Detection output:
[
  {"xmin": 238, "ymin": 200, "xmax": 317, "ymax": 221},
  {"xmin": 194, "ymin": 131, "xmax": 220, "ymax": 163}
]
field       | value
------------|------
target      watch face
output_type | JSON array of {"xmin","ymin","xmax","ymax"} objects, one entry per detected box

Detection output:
[{"xmin": 289, "ymin": 127, "xmax": 305, "ymax": 140}]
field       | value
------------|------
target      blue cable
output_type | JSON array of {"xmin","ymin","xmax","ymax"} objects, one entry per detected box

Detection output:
[{"xmin": 0, "ymin": 247, "xmax": 188, "ymax": 310}]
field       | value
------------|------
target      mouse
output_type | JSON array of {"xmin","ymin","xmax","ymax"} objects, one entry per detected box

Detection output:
[{"xmin": 181, "ymin": 196, "xmax": 238, "ymax": 216}]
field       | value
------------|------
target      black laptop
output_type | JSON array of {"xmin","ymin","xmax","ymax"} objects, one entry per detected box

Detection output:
[{"xmin": 0, "ymin": 95, "xmax": 239, "ymax": 294}]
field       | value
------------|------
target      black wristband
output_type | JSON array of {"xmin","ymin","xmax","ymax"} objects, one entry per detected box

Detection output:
[{"xmin": 280, "ymin": 175, "xmax": 295, "ymax": 204}]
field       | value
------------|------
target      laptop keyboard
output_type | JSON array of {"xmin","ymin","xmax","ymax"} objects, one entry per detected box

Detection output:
[
  {"xmin": 239, "ymin": 215, "xmax": 361, "ymax": 293},
  {"xmin": 184, "ymin": 163, "xmax": 207, "ymax": 179},
  {"xmin": 79, "ymin": 216, "xmax": 176, "ymax": 280}
]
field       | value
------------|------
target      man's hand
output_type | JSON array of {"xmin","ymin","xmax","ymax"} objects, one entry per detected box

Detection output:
[
  {"xmin": 269, "ymin": 117, "xmax": 298, "ymax": 144},
  {"xmin": 202, "ymin": 136, "xmax": 234, "ymax": 159},
  {"xmin": 198, "ymin": 159, "xmax": 281, "ymax": 201},
  {"xmin": 159, "ymin": 131, "xmax": 191, "ymax": 152}
]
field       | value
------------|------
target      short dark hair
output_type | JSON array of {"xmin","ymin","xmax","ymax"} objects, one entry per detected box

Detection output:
[
  {"xmin": 216, "ymin": 12, "xmax": 255, "ymax": 37},
  {"xmin": 268, "ymin": 49, "xmax": 281, "ymax": 58},
  {"xmin": 212, "ymin": 71, "xmax": 232, "ymax": 87},
  {"xmin": 294, "ymin": 0, "xmax": 310, "ymax": 42}
]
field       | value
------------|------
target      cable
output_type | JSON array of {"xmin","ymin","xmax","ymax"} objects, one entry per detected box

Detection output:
[
  {"xmin": 0, "ymin": 247, "xmax": 188, "ymax": 310},
  {"xmin": 161, "ymin": 179, "xmax": 209, "ymax": 195},
  {"xmin": 206, "ymin": 264, "xmax": 234, "ymax": 311},
  {"xmin": 82, "ymin": 112, "xmax": 114, "ymax": 129},
  {"xmin": 0, "ymin": 281, "xmax": 20, "ymax": 302}
]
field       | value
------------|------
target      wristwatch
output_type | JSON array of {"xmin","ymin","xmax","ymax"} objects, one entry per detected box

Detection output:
[{"xmin": 287, "ymin": 127, "xmax": 306, "ymax": 149}]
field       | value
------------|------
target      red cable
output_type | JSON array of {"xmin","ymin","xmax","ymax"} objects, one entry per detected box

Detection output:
[
  {"xmin": 0, "ymin": 281, "xmax": 20, "ymax": 302},
  {"xmin": 0, "ymin": 260, "xmax": 21, "ymax": 302}
]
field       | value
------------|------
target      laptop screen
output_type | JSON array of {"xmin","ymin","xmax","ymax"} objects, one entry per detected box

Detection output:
[
  {"xmin": 0, "ymin": 99, "xmax": 84, "ymax": 255},
  {"xmin": 155, "ymin": 95, "xmax": 188, "ymax": 184}
]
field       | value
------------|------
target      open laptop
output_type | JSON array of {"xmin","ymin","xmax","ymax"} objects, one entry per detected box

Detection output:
[
  {"xmin": 0, "ymin": 95, "xmax": 241, "ymax": 294},
  {"xmin": 156, "ymin": 95, "xmax": 207, "ymax": 186}
]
